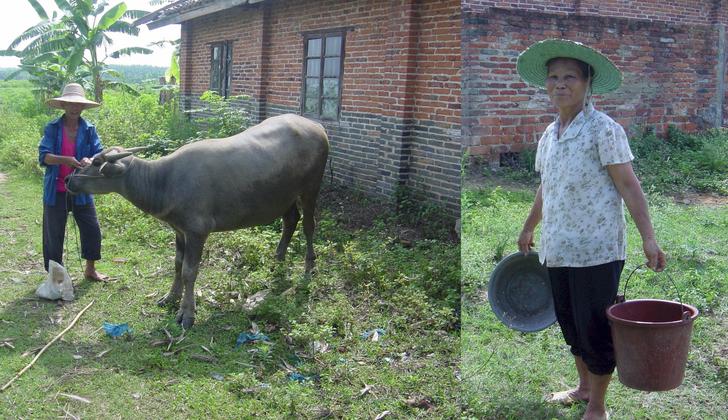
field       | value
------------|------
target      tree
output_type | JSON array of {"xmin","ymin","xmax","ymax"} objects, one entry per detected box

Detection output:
[{"xmin": 0, "ymin": 0, "xmax": 153, "ymax": 102}]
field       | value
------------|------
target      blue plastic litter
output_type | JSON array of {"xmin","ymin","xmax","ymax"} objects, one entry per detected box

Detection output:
[
  {"xmin": 360, "ymin": 328, "xmax": 386, "ymax": 340},
  {"xmin": 103, "ymin": 322, "xmax": 131, "ymax": 337},
  {"xmin": 235, "ymin": 332, "xmax": 270, "ymax": 346},
  {"xmin": 288, "ymin": 372, "xmax": 310, "ymax": 382}
]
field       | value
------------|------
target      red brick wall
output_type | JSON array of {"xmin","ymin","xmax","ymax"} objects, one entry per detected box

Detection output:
[
  {"xmin": 179, "ymin": 0, "xmax": 461, "ymax": 212},
  {"xmin": 408, "ymin": 0, "xmax": 462, "ymax": 200},
  {"xmin": 462, "ymin": 6, "xmax": 724, "ymax": 162},
  {"xmin": 462, "ymin": 0, "xmax": 728, "ymax": 24}
]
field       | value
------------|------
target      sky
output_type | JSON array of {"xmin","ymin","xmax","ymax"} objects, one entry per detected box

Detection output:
[{"xmin": 0, "ymin": 0, "xmax": 180, "ymax": 69}]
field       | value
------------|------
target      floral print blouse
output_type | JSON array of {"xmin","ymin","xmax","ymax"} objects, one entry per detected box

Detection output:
[{"xmin": 535, "ymin": 103, "xmax": 634, "ymax": 267}]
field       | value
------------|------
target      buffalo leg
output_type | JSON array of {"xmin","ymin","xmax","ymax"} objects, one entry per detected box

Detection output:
[
  {"xmin": 275, "ymin": 203, "xmax": 300, "ymax": 260},
  {"xmin": 176, "ymin": 232, "xmax": 207, "ymax": 329},
  {"xmin": 158, "ymin": 230, "xmax": 185, "ymax": 307},
  {"xmin": 300, "ymin": 194, "xmax": 318, "ymax": 273}
]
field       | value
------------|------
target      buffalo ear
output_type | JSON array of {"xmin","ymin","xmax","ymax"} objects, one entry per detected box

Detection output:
[{"xmin": 100, "ymin": 161, "xmax": 127, "ymax": 177}]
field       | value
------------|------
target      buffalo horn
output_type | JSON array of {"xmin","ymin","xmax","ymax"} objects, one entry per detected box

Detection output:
[
  {"xmin": 125, "ymin": 146, "xmax": 148, "ymax": 154},
  {"xmin": 105, "ymin": 151, "xmax": 134, "ymax": 162},
  {"xmin": 99, "ymin": 146, "xmax": 123, "ymax": 158}
]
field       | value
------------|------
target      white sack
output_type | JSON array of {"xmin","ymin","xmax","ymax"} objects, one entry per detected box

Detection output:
[{"xmin": 36, "ymin": 260, "xmax": 74, "ymax": 301}]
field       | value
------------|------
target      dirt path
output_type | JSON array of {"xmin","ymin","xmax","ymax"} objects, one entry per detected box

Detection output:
[{"xmin": 673, "ymin": 192, "xmax": 728, "ymax": 206}]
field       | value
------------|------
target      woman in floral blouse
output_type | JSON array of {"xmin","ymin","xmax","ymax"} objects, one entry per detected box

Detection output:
[{"xmin": 516, "ymin": 39, "xmax": 666, "ymax": 420}]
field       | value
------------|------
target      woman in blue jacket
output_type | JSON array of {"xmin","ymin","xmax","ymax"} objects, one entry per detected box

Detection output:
[{"xmin": 38, "ymin": 83, "xmax": 108, "ymax": 282}]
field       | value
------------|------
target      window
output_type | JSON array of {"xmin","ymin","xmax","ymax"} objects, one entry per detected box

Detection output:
[
  {"xmin": 210, "ymin": 41, "xmax": 232, "ymax": 97},
  {"xmin": 302, "ymin": 31, "xmax": 344, "ymax": 120}
]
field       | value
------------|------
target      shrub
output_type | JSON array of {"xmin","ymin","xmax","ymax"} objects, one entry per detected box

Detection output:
[
  {"xmin": 85, "ymin": 89, "xmax": 172, "ymax": 148},
  {"xmin": 194, "ymin": 91, "xmax": 252, "ymax": 138},
  {"xmin": 631, "ymin": 127, "xmax": 728, "ymax": 195}
]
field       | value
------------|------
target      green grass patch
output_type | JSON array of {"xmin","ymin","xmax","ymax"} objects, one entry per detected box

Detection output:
[
  {"xmin": 462, "ymin": 184, "xmax": 728, "ymax": 419},
  {"xmin": 0, "ymin": 172, "xmax": 459, "ymax": 418}
]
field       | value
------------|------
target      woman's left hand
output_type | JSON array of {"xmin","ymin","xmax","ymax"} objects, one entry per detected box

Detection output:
[
  {"xmin": 643, "ymin": 238, "xmax": 666, "ymax": 272},
  {"xmin": 79, "ymin": 157, "xmax": 92, "ymax": 167}
]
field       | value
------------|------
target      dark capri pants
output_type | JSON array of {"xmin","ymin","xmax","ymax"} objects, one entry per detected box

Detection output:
[
  {"xmin": 547, "ymin": 260, "xmax": 624, "ymax": 376},
  {"xmin": 42, "ymin": 192, "xmax": 102, "ymax": 271}
]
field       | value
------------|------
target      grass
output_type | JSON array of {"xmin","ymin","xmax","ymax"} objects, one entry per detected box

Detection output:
[
  {"xmin": 461, "ymin": 183, "xmax": 728, "ymax": 419},
  {"xmin": 0, "ymin": 171, "xmax": 460, "ymax": 418}
]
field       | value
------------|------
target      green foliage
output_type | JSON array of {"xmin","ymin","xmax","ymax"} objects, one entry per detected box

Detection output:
[
  {"xmin": 475, "ymin": 148, "xmax": 540, "ymax": 185},
  {"xmin": 394, "ymin": 185, "xmax": 455, "ymax": 240},
  {"xmin": 0, "ymin": 112, "xmax": 46, "ymax": 176},
  {"xmin": 0, "ymin": 81, "xmax": 48, "ymax": 174},
  {"xmin": 631, "ymin": 126, "xmax": 728, "ymax": 195},
  {"xmin": 0, "ymin": 80, "xmax": 46, "ymax": 117},
  {"xmin": 165, "ymin": 49, "xmax": 180, "ymax": 83},
  {"xmin": 195, "ymin": 91, "xmax": 252, "ymax": 138},
  {"xmin": 0, "ymin": 68, "xmax": 31, "ymax": 80},
  {"xmin": 466, "ymin": 126, "xmax": 728, "ymax": 196},
  {"xmin": 2, "ymin": 0, "xmax": 153, "ymax": 101},
  {"xmin": 107, "ymin": 65, "xmax": 166, "ymax": 84},
  {"xmin": 85, "ymin": 91, "xmax": 169, "ymax": 148}
]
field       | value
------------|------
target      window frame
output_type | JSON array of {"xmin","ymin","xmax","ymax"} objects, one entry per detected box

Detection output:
[
  {"xmin": 301, "ymin": 29, "xmax": 346, "ymax": 121},
  {"xmin": 210, "ymin": 41, "xmax": 232, "ymax": 98}
]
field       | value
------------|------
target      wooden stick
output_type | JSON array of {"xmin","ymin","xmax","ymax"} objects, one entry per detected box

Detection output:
[{"xmin": 1, "ymin": 300, "xmax": 95, "ymax": 392}]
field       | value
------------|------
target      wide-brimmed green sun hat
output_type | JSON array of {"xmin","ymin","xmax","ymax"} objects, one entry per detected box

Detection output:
[{"xmin": 517, "ymin": 39, "xmax": 623, "ymax": 94}]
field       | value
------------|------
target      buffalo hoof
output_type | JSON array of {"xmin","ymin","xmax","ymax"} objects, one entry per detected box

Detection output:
[
  {"xmin": 157, "ymin": 293, "xmax": 180, "ymax": 307},
  {"xmin": 176, "ymin": 310, "xmax": 195, "ymax": 329},
  {"xmin": 304, "ymin": 258, "xmax": 316, "ymax": 274}
]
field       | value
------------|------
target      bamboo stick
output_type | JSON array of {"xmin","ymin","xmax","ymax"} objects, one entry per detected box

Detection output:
[{"xmin": 1, "ymin": 300, "xmax": 95, "ymax": 392}]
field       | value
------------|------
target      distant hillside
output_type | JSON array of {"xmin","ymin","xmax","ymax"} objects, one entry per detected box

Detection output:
[
  {"xmin": 0, "ymin": 65, "xmax": 166, "ymax": 84},
  {"xmin": 0, "ymin": 68, "xmax": 30, "ymax": 80},
  {"xmin": 108, "ymin": 65, "xmax": 166, "ymax": 84}
]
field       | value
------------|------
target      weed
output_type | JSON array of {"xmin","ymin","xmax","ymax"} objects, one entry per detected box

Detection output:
[{"xmin": 631, "ymin": 126, "xmax": 728, "ymax": 195}]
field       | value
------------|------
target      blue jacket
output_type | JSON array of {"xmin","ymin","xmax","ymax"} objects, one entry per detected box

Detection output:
[{"xmin": 38, "ymin": 116, "xmax": 104, "ymax": 206}]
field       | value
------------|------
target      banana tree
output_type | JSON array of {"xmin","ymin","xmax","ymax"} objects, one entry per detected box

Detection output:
[{"xmin": 1, "ymin": 0, "xmax": 153, "ymax": 102}]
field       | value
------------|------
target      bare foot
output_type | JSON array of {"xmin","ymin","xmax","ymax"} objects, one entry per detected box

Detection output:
[
  {"xmin": 548, "ymin": 389, "xmax": 590, "ymax": 406},
  {"xmin": 85, "ymin": 270, "xmax": 110, "ymax": 282}
]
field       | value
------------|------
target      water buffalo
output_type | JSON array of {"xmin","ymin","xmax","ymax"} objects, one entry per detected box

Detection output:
[{"xmin": 66, "ymin": 114, "xmax": 329, "ymax": 329}]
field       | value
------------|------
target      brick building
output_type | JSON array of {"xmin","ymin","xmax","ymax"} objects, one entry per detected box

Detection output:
[
  {"xmin": 462, "ymin": 1, "xmax": 728, "ymax": 164},
  {"xmin": 137, "ymin": 0, "xmax": 462, "ymax": 214}
]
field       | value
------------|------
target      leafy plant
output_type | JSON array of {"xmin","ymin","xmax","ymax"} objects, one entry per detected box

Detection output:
[
  {"xmin": 0, "ymin": 0, "xmax": 153, "ymax": 102},
  {"xmin": 394, "ymin": 185, "xmax": 454, "ymax": 240},
  {"xmin": 194, "ymin": 91, "xmax": 252, "ymax": 138},
  {"xmin": 631, "ymin": 126, "xmax": 728, "ymax": 195}
]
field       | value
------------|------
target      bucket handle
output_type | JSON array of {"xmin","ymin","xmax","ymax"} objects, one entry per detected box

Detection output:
[{"xmin": 616, "ymin": 264, "xmax": 691, "ymax": 321}]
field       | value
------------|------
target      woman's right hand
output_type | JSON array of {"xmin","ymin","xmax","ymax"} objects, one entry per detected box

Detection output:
[
  {"xmin": 643, "ymin": 238, "xmax": 667, "ymax": 272},
  {"xmin": 518, "ymin": 229, "xmax": 535, "ymax": 254},
  {"xmin": 62, "ymin": 156, "xmax": 82, "ymax": 169}
]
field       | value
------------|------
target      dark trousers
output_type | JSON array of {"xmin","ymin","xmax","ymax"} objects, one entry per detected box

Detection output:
[
  {"xmin": 547, "ymin": 260, "xmax": 624, "ymax": 376},
  {"xmin": 42, "ymin": 192, "xmax": 102, "ymax": 271}
]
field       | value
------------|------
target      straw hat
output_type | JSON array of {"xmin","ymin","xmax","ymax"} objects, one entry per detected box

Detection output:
[
  {"xmin": 47, "ymin": 83, "xmax": 100, "ymax": 109},
  {"xmin": 516, "ymin": 39, "xmax": 623, "ymax": 94}
]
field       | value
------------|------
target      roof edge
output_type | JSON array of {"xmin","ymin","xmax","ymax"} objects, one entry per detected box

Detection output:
[{"xmin": 136, "ymin": 0, "xmax": 266, "ymax": 30}]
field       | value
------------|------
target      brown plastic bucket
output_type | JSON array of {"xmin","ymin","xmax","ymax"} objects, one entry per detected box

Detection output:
[{"xmin": 606, "ymin": 268, "xmax": 699, "ymax": 391}]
